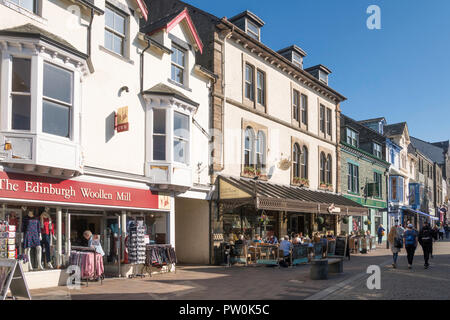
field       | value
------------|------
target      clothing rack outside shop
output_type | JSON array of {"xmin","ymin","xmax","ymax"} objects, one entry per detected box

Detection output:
[
  {"xmin": 70, "ymin": 246, "xmax": 104, "ymax": 286},
  {"xmin": 145, "ymin": 244, "xmax": 177, "ymax": 277}
]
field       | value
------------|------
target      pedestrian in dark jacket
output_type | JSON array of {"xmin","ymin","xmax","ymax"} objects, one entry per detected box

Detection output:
[
  {"xmin": 418, "ymin": 222, "xmax": 433, "ymax": 269},
  {"xmin": 404, "ymin": 224, "xmax": 418, "ymax": 269},
  {"xmin": 377, "ymin": 225, "xmax": 385, "ymax": 245}
]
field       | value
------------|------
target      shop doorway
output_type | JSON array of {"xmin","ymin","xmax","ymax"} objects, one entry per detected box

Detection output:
[{"xmin": 288, "ymin": 214, "xmax": 311, "ymax": 238}]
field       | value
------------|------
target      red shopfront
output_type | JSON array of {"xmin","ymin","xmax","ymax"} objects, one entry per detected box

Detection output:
[{"xmin": 0, "ymin": 170, "xmax": 171, "ymax": 278}]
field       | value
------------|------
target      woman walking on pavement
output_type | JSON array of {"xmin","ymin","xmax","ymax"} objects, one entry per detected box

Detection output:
[
  {"xmin": 404, "ymin": 224, "xmax": 418, "ymax": 269},
  {"xmin": 388, "ymin": 220, "xmax": 402, "ymax": 268},
  {"xmin": 377, "ymin": 224, "xmax": 385, "ymax": 245},
  {"xmin": 438, "ymin": 224, "xmax": 445, "ymax": 241},
  {"xmin": 418, "ymin": 221, "xmax": 433, "ymax": 269}
]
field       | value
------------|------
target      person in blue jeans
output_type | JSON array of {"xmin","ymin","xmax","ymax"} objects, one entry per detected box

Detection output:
[
  {"xmin": 388, "ymin": 221, "xmax": 402, "ymax": 268},
  {"xmin": 377, "ymin": 224, "xmax": 385, "ymax": 244},
  {"xmin": 404, "ymin": 224, "xmax": 418, "ymax": 269}
]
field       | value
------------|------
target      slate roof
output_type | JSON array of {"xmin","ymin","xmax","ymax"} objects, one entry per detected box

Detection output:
[
  {"xmin": 359, "ymin": 117, "xmax": 386, "ymax": 124},
  {"xmin": 0, "ymin": 24, "xmax": 87, "ymax": 59},
  {"xmin": 143, "ymin": 83, "xmax": 199, "ymax": 107},
  {"xmin": 141, "ymin": 10, "xmax": 183, "ymax": 34},
  {"xmin": 384, "ymin": 122, "xmax": 407, "ymax": 137},
  {"xmin": 410, "ymin": 137, "xmax": 445, "ymax": 164}
]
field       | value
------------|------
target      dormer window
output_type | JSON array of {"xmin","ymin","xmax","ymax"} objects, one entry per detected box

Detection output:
[
  {"xmin": 305, "ymin": 65, "xmax": 332, "ymax": 86},
  {"xmin": 229, "ymin": 10, "xmax": 265, "ymax": 42},
  {"xmin": 246, "ymin": 20, "xmax": 260, "ymax": 41},
  {"xmin": 292, "ymin": 51, "xmax": 303, "ymax": 69},
  {"xmin": 277, "ymin": 45, "xmax": 307, "ymax": 70},
  {"xmin": 373, "ymin": 142, "xmax": 382, "ymax": 159},
  {"xmin": 346, "ymin": 128, "xmax": 359, "ymax": 148},
  {"xmin": 319, "ymin": 70, "xmax": 328, "ymax": 84}
]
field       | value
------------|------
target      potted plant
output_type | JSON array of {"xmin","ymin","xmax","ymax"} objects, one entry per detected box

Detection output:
[
  {"xmin": 342, "ymin": 216, "xmax": 349, "ymax": 224},
  {"xmin": 319, "ymin": 182, "xmax": 327, "ymax": 189},
  {"xmin": 243, "ymin": 166, "xmax": 255, "ymax": 176},
  {"xmin": 293, "ymin": 177, "xmax": 301, "ymax": 185},
  {"xmin": 316, "ymin": 216, "xmax": 324, "ymax": 225},
  {"xmin": 300, "ymin": 178, "xmax": 309, "ymax": 187},
  {"xmin": 326, "ymin": 183, "xmax": 333, "ymax": 191}
]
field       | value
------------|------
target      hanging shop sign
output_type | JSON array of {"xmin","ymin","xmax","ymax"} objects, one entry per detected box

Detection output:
[
  {"xmin": 158, "ymin": 194, "xmax": 171, "ymax": 210},
  {"xmin": 219, "ymin": 179, "xmax": 252, "ymax": 200},
  {"xmin": 115, "ymin": 106, "xmax": 129, "ymax": 133},
  {"xmin": 0, "ymin": 171, "xmax": 160, "ymax": 210}
]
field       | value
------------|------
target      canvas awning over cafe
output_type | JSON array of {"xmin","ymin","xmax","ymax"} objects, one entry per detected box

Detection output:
[{"xmin": 217, "ymin": 176, "xmax": 368, "ymax": 216}]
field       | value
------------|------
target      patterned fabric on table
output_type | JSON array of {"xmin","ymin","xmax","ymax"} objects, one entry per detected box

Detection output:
[{"xmin": 22, "ymin": 217, "xmax": 41, "ymax": 248}]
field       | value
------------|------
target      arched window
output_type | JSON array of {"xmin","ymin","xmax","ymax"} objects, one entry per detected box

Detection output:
[
  {"xmin": 301, "ymin": 146, "xmax": 308, "ymax": 179},
  {"xmin": 320, "ymin": 152, "xmax": 326, "ymax": 184},
  {"xmin": 244, "ymin": 127, "xmax": 255, "ymax": 167},
  {"xmin": 293, "ymin": 143, "xmax": 301, "ymax": 178},
  {"xmin": 256, "ymin": 131, "xmax": 266, "ymax": 172},
  {"xmin": 326, "ymin": 154, "xmax": 332, "ymax": 184}
]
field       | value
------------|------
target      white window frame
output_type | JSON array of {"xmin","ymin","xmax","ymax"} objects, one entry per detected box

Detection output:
[
  {"xmin": 346, "ymin": 128, "xmax": 359, "ymax": 148},
  {"xmin": 104, "ymin": 4, "xmax": 127, "ymax": 57},
  {"xmin": 173, "ymin": 111, "xmax": 190, "ymax": 165},
  {"xmin": 171, "ymin": 44, "xmax": 186, "ymax": 85},
  {"xmin": 7, "ymin": 0, "xmax": 38, "ymax": 14},
  {"xmin": 10, "ymin": 57, "xmax": 32, "ymax": 131},
  {"xmin": 256, "ymin": 70, "xmax": 265, "ymax": 106},
  {"xmin": 373, "ymin": 142, "xmax": 382, "ymax": 158},
  {"xmin": 244, "ymin": 63, "xmax": 255, "ymax": 101},
  {"xmin": 292, "ymin": 51, "xmax": 303, "ymax": 69},
  {"xmin": 246, "ymin": 20, "xmax": 260, "ymax": 41},
  {"xmin": 326, "ymin": 107, "xmax": 332, "ymax": 136},
  {"xmin": 292, "ymin": 89, "xmax": 299, "ymax": 122},
  {"xmin": 300, "ymin": 94, "xmax": 308, "ymax": 126},
  {"xmin": 152, "ymin": 108, "xmax": 167, "ymax": 161}
]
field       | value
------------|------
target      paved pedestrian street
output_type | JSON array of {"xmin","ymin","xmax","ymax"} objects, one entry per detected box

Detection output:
[{"xmin": 28, "ymin": 240, "xmax": 450, "ymax": 300}]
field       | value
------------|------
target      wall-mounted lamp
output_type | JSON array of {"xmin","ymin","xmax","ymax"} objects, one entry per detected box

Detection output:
[
  {"xmin": 119, "ymin": 86, "xmax": 129, "ymax": 96},
  {"xmin": 4, "ymin": 140, "xmax": 11, "ymax": 151}
]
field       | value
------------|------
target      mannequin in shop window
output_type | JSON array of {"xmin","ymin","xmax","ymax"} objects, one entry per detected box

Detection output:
[
  {"xmin": 22, "ymin": 211, "xmax": 44, "ymax": 271},
  {"xmin": 40, "ymin": 210, "xmax": 55, "ymax": 269}
]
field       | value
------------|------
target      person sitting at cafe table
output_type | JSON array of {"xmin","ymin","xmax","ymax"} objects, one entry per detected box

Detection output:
[
  {"xmin": 235, "ymin": 234, "xmax": 245, "ymax": 245},
  {"xmin": 292, "ymin": 233, "xmax": 303, "ymax": 244},
  {"xmin": 253, "ymin": 235, "xmax": 262, "ymax": 244},
  {"xmin": 279, "ymin": 236, "xmax": 292, "ymax": 263},
  {"xmin": 266, "ymin": 234, "xmax": 278, "ymax": 244},
  {"xmin": 313, "ymin": 232, "xmax": 321, "ymax": 243}
]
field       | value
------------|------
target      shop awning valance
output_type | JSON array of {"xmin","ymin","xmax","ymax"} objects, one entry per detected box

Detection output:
[
  {"xmin": 402, "ymin": 207, "xmax": 439, "ymax": 221},
  {"xmin": 217, "ymin": 176, "xmax": 368, "ymax": 216}
]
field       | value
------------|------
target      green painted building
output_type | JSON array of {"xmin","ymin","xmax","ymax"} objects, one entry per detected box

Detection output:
[{"xmin": 340, "ymin": 115, "xmax": 390, "ymax": 241}]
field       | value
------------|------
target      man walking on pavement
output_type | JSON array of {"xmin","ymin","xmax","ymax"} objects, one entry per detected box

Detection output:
[
  {"xmin": 404, "ymin": 224, "xmax": 418, "ymax": 269},
  {"xmin": 418, "ymin": 221, "xmax": 433, "ymax": 269}
]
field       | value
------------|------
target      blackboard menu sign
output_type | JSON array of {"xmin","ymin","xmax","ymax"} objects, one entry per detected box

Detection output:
[
  {"xmin": 334, "ymin": 237, "xmax": 347, "ymax": 258},
  {"xmin": 327, "ymin": 240, "xmax": 336, "ymax": 256},
  {"xmin": 292, "ymin": 244, "xmax": 308, "ymax": 265}
]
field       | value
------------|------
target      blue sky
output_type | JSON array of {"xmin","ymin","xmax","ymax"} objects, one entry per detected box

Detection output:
[{"xmin": 185, "ymin": 0, "xmax": 450, "ymax": 142}]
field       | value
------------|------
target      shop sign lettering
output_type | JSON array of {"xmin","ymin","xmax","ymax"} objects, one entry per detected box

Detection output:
[{"xmin": 0, "ymin": 172, "xmax": 159, "ymax": 210}]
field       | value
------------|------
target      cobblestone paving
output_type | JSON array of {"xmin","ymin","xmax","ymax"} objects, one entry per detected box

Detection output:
[{"xmin": 28, "ymin": 241, "xmax": 449, "ymax": 300}]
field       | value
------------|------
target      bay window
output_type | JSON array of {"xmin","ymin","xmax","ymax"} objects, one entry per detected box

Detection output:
[
  {"xmin": 173, "ymin": 112, "xmax": 189, "ymax": 164},
  {"xmin": 42, "ymin": 62, "xmax": 73, "ymax": 138},
  {"xmin": 9, "ymin": 0, "xmax": 37, "ymax": 13},
  {"xmin": 152, "ymin": 109, "xmax": 166, "ymax": 161},
  {"xmin": 11, "ymin": 57, "xmax": 31, "ymax": 130}
]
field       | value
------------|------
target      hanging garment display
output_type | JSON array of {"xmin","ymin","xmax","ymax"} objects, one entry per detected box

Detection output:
[
  {"xmin": 69, "ymin": 250, "xmax": 104, "ymax": 280},
  {"xmin": 145, "ymin": 245, "xmax": 177, "ymax": 266},
  {"xmin": 127, "ymin": 220, "xmax": 146, "ymax": 264}
]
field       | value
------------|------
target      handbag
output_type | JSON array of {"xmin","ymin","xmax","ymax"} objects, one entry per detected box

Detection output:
[{"xmin": 394, "ymin": 237, "xmax": 403, "ymax": 248}]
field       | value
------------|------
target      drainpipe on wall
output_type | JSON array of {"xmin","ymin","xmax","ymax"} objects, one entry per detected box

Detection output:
[
  {"xmin": 140, "ymin": 36, "xmax": 152, "ymax": 94},
  {"xmin": 86, "ymin": 8, "xmax": 96, "ymax": 73}
]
